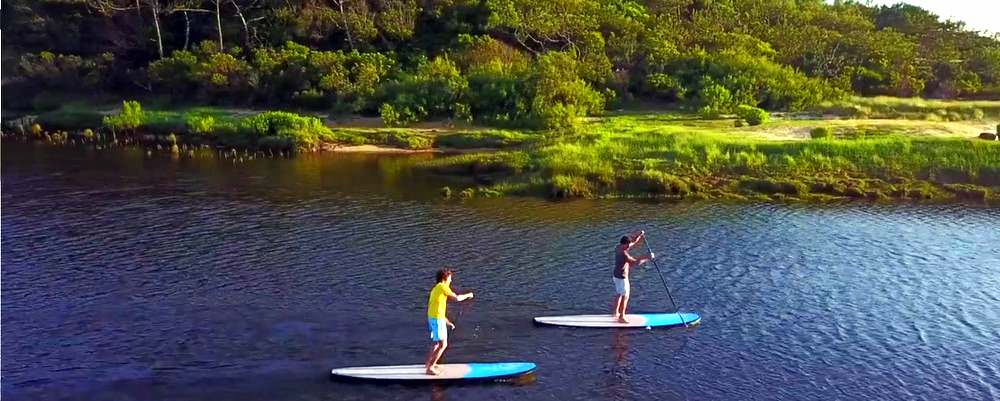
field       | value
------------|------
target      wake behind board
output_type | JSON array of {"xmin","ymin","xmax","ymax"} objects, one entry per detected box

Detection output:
[
  {"xmin": 330, "ymin": 362, "xmax": 536, "ymax": 382},
  {"xmin": 534, "ymin": 313, "xmax": 700, "ymax": 328}
]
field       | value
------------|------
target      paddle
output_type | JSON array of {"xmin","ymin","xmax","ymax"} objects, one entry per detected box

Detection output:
[{"xmin": 642, "ymin": 234, "xmax": 688, "ymax": 328}]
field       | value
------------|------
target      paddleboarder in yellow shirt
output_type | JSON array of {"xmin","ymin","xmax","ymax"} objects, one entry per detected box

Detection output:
[{"xmin": 424, "ymin": 269, "xmax": 474, "ymax": 375}]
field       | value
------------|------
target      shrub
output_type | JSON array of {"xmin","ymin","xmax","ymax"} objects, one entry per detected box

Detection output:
[
  {"xmin": 379, "ymin": 103, "xmax": 420, "ymax": 127},
  {"xmin": 186, "ymin": 114, "xmax": 216, "ymax": 135},
  {"xmin": 697, "ymin": 83, "xmax": 733, "ymax": 118},
  {"xmin": 103, "ymin": 101, "xmax": 146, "ymax": 131},
  {"xmin": 810, "ymin": 127, "xmax": 833, "ymax": 139},
  {"xmin": 466, "ymin": 61, "xmax": 532, "ymax": 126},
  {"xmin": 17, "ymin": 52, "xmax": 115, "ymax": 90},
  {"xmin": 735, "ymin": 105, "xmax": 769, "ymax": 126},
  {"xmin": 645, "ymin": 73, "xmax": 686, "ymax": 101},
  {"xmin": 528, "ymin": 52, "xmax": 605, "ymax": 129},
  {"xmin": 237, "ymin": 111, "xmax": 332, "ymax": 149},
  {"xmin": 379, "ymin": 56, "xmax": 469, "ymax": 126}
]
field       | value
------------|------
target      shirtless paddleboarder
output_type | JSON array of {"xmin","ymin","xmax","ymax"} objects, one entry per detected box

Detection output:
[{"xmin": 613, "ymin": 231, "xmax": 654, "ymax": 323}]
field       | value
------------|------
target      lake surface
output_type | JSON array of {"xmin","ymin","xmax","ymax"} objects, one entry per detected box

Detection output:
[{"xmin": 3, "ymin": 142, "xmax": 999, "ymax": 401}]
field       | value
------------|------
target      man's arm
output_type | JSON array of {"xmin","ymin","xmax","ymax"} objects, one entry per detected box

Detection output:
[
  {"xmin": 445, "ymin": 286, "xmax": 474, "ymax": 302},
  {"xmin": 626, "ymin": 249, "xmax": 654, "ymax": 267},
  {"xmin": 626, "ymin": 230, "xmax": 645, "ymax": 251}
]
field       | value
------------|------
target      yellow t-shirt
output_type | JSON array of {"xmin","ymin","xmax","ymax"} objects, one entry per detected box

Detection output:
[{"xmin": 427, "ymin": 282, "xmax": 457, "ymax": 319}]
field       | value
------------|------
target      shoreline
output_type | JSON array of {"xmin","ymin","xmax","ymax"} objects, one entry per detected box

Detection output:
[{"xmin": 3, "ymin": 103, "xmax": 999, "ymax": 205}]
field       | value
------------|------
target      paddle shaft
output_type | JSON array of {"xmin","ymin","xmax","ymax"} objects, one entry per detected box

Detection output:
[{"xmin": 642, "ymin": 236, "xmax": 688, "ymax": 327}]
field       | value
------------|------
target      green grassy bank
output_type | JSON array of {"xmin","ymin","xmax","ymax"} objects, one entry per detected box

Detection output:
[
  {"xmin": 4, "ymin": 98, "xmax": 999, "ymax": 203},
  {"xmin": 424, "ymin": 113, "xmax": 1000, "ymax": 203},
  {"xmin": 3, "ymin": 101, "xmax": 533, "ymax": 152}
]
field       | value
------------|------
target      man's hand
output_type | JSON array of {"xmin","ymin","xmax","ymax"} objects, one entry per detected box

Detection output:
[
  {"xmin": 447, "ymin": 321, "xmax": 456, "ymax": 330},
  {"xmin": 460, "ymin": 292, "xmax": 475, "ymax": 301}
]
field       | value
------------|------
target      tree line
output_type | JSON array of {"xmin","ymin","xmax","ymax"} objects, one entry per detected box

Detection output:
[{"xmin": 4, "ymin": 0, "xmax": 1000, "ymax": 128}]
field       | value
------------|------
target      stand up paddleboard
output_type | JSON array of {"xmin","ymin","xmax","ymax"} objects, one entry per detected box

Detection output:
[
  {"xmin": 330, "ymin": 362, "xmax": 536, "ymax": 382},
  {"xmin": 534, "ymin": 313, "xmax": 700, "ymax": 328}
]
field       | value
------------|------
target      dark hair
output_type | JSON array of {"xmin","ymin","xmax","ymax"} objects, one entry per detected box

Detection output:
[
  {"xmin": 436, "ymin": 269, "xmax": 453, "ymax": 283},
  {"xmin": 620, "ymin": 236, "xmax": 630, "ymax": 245}
]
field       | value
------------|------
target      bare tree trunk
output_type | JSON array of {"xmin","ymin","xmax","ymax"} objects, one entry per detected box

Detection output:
[
  {"xmin": 150, "ymin": 0, "xmax": 164, "ymax": 58},
  {"xmin": 183, "ymin": 11, "xmax": 191, "ymax": 50},
  {"xmin": 215, "ymin": 0, "xmax": 224, "ymax": 50},
  {"xmin": 334, "ymin": 0, "xmax": 355, "ymax": 50},
  {"xmin": 230, "ymin": 0, "xmax": 250, "ymax": 48}
]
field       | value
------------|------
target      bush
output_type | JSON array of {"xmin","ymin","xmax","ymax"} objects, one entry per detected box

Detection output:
[
  {"xmin": 149, "ymin": 42, "xmax": 256, "ymax": 102},
  {"xmin": 528, "ymin": 52, "xmax": 606, "ymax": 129},
  {"xmin": 697, "ymin": 83, "xmax": 733, "ymax": 118},
  {"xmin": 186, "ymin": 114, "xmax": 216, "ymax": 135},
  {"xmin": 17, "ymin": 52, "xmax": 116, "ymax": 90},
  {"xmin": 735, "ymin": 105, "xmax": 769, "ymax": 126},
  {"xmin": 466, "ymin": 61, "xmax": 532, "ymax": 126},
  {"xmin": 379, "ymin": 56, "xmax": 469, "ymax": 126},
  {"xmin": 670, "ymin": 51, "xmax": 841, "ymax": 112},
  {"xmin": 645, "ymin": 73, "xmax": 686, "ymax": 101},
  {"xmin": 237, "ymin": 111, "xmax": 332, "ymax": 149},
  {"xmin": 810, "ymin": 127, "xmax": 833, "ymax": 139},
  {"xmin": 103, "ymin": 101, "xmax": 146, "ymax": 131}
]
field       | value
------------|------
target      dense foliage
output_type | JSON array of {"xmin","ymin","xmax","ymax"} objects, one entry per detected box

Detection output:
[{"xmin": 5, "ymin": 0, "xmax": 1000, "ymax": 128}]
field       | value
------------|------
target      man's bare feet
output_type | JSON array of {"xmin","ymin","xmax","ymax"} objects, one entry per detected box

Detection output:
[
  {"xmin": 617, "ymin": 316, "xmax": 630, "ymax": 324},
  {"xmin": 425, "ymin": 365, "xmax": 442, "ymax": 375}
]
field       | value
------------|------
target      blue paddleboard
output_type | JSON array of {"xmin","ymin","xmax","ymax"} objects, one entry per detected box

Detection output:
[
  {"xmin": 533, "ymin": 313, "xmax": 700, "ymax": 328},
  {"xmin": 330, "ymin": 362, "xmax": 536, "ymax": 381}
]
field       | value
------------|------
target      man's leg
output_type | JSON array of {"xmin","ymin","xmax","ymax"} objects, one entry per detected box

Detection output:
[
  {"xmin": 425, "ymin": 340, "xmax": 448, "ymax": 374},
  {"xmin": 617, "ymin": 295, "xmax": 630, "ymax": 323},
  {"xmin": 425, "ymin": 342, "xmax": 442, "ymax": 374},
  {"xmin": 613, "ymin": 295, "xmax": 624, "ymax": 318}
]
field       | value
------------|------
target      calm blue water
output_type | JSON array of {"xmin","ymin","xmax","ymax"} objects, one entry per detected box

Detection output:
[{"xmin": 3, "ymin": 143, "xmax": 999, "ymax": 400}]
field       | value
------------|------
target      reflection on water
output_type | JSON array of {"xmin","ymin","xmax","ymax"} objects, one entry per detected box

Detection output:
[{"xmin": 2, "ymin": 142, "xmax": 1000, "ymax": 401}]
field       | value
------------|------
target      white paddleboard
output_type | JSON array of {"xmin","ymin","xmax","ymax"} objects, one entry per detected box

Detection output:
[
  {"xmin": 330, "ymin": 362, "xmax": 536, "ymax": 381},
  {"xmin": 533, "ymin": 312, "xmax": 700, "ymax": 328}
]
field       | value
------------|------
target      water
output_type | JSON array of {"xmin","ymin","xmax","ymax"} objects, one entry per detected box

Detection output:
[{"xmin": 3, "ymin": 143, "xmax": 999, "ymax": 401}]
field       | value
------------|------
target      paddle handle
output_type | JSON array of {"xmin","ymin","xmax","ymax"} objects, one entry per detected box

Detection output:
[{"xmin": 643, "ymin": 237, "xmax": 688, "ymax": 328}]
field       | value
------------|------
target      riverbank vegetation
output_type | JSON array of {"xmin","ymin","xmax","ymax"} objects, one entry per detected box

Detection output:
[
  {"xmin": 4, "ymin": 0, "xmax": 1000, "ymax": 203},
  {"xmin": 423, "ymin": 113, "xmax": 1000, "ymax": 202},
  {"xmin": 6, "ymin": 1, "xmax": 1000, "ymax": 129}
]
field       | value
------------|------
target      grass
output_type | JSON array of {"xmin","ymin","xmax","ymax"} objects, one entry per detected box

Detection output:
[
  {"xmin": 423, "ymin": 112, "xmax": 1000, "ymax": 202},
  {"xmin": 815, "ymin": 96, "xmax": 1000, "ymax": 120},
  {"xmin": 10, "ymin": 97, "xmax": 1000, "ymax": 203},
  {"xmin": 19, "ymin": 102, "xmax": 534, "ymax": 151}
]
